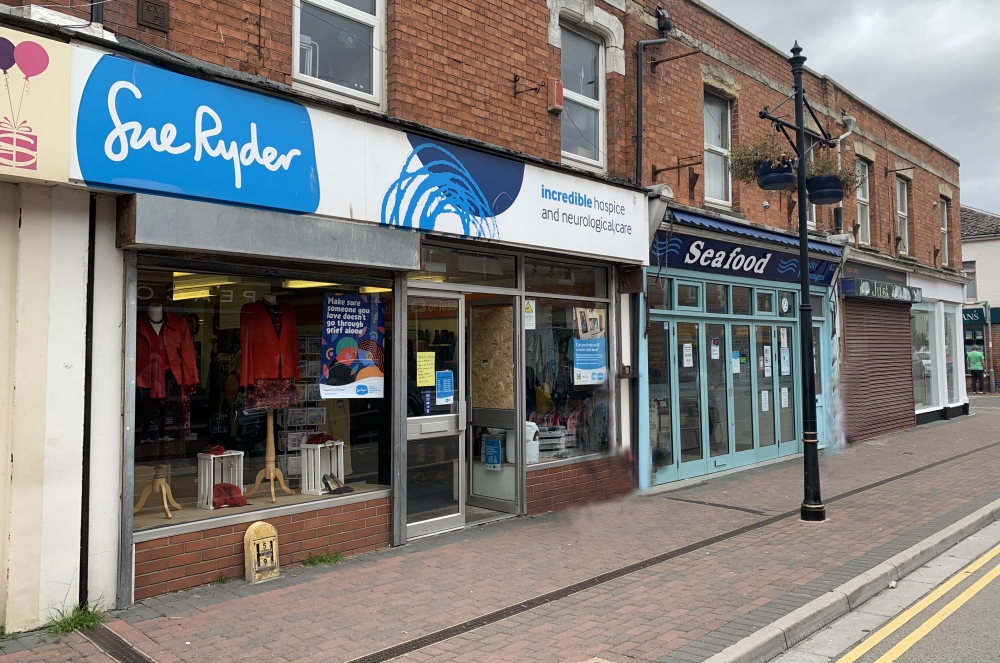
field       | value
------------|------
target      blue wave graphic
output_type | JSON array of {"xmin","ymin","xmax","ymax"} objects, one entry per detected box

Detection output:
[
  {"xmin": 666, "ymin": 237, "xmax": 683, "ymax": 256},
  {"xmin": 381, "ymin": 144, "xmax": 499, "ymax": 238},
  {"xmin": 776, "ymin": 258, "xmax": 799, "ymax": 274}
]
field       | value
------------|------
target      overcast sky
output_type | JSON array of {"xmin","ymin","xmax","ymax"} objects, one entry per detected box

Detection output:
[{"xmin": 699, "ymin": 0, "xmax": 1000, "ymax": 213}]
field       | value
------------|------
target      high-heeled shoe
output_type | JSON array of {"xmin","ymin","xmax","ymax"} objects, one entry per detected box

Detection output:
[{"xmin": 323, "ymin": 474, "xmax": 354, "ymax": 494}]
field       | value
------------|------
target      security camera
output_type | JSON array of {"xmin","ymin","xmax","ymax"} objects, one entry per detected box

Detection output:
[
  {"xmin": 763, "ymin": 201, "xmax": 770, "ymax": 210},
  {"xmin": 655, "ymin": 8, "xmax": 675, "ymax": 36}
]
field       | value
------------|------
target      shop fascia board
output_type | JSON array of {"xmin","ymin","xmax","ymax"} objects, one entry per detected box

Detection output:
[
  {"xmin": 118, "ymin": 193, "xmax": 421, "ymax": 271},
  {"xmin": 843, "ymin": 247, "xmax": 967, "ymax": 287}
]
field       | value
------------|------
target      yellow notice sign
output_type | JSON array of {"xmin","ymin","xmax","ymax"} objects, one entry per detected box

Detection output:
[{"xmin": 416, "ymin": 352, "xmax": 435, "ymax": 386}]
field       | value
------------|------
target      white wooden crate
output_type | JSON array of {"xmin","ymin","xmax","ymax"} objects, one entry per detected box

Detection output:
[
  {"xmin": 301, "ymin": 441, "xmax": 346, "ymax": 495},
  {"xmin": 196, "ymin": 450, "xmax": 244, "ymax": 510}
]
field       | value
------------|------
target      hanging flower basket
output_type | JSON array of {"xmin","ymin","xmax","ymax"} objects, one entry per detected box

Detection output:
[
  {"xmin": 805, "ymin": 175, "xmax": 845, "ymax": 205},
  {"xmin": 754, "ymin": 160, "xmax": 797, "ymax": 191}
]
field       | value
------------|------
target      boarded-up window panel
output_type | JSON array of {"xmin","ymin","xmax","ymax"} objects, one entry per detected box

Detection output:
[
  {"xmin": 470, "ymin": 305, "xmax": 515, "ymax": 410},
  {"xmin": 841, "ymin": 299, "xmax": 915, "ymax": 442}
]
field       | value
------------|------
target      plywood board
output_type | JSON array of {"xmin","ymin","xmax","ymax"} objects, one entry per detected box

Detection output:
[{"xmin": 470, "ymin": 306, "xmax": 514, "ymax": 410}]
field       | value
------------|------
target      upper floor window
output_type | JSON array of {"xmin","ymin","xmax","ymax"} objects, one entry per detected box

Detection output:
[
  {"xmin": 561, "ymin": 27, "xmax": 604, "ymax": 168},
  {"xmin": 940, "ymin": 198, "xmax": 949, "ymax": 267},
  {"xmin": 806, "ymin": 137, "xmax": 818, "ymax": 228},
  {"xmin": 896, "ymin": 177, "xmax": 909, "ymax": 255},
  {"xmin": 703, "ymin": 92, "xmax": 731, "ymax": 206},
  {"xmin": 856, "ymin": 161, "xmax": 870, "ymax": 245},
  {"xmin": 964, "ymin": 261, "xmax": 978, "ymax": 301},
  {"xmin": 295, "ymin": 0, "xmax": 382, "ymax": 106}
]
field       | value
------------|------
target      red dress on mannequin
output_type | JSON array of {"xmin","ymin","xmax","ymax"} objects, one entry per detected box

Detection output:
[
  {"xmin": 240, "ymin": 300, "xmax": 300, "ymax": 410},
  {"xmin": 136, "ymin": 312, "xmax": 199, "ymax": 440}
]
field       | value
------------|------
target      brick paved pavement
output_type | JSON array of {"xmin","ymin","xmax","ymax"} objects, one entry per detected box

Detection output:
[{"xmin": 3, "ymin": 408, "xmax": 999, "ymax": 663}]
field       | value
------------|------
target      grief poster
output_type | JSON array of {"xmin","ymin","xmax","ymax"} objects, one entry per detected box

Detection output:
[{"xmin": 320, "ymin": 293, "xmax": 386, "ymax": 399}]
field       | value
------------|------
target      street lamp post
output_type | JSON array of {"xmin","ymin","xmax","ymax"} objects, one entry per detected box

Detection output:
[{"xmin": 758, "ymin": 43, "xmax": 830, "ymax": 521}]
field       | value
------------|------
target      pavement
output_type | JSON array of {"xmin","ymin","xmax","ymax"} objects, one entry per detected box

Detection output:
[{"xmin": 2, "ymin": 401, "xmax": 999, "ymax": 663}]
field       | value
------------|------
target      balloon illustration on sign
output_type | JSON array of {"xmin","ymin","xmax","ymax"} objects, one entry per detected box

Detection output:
[{"xmin": 0, "ymin": 38, "xmax": 49, "ymax": 171}]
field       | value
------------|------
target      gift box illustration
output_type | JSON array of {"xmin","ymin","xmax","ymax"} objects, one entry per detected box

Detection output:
[{"xmin": 0, "ymin": 37, "xmax": 49, "ymax": 171}]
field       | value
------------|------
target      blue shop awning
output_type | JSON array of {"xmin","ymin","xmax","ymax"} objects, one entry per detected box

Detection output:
[{"xmin": 671, "ymin": 210, "xmax": 843, "ymax": 257}]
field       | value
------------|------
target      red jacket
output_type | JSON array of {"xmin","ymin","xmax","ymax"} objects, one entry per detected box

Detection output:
[
  {"xmin": 137, "ymin": 312, "xmax": 199, "ymax": 397},
  {"xmin": 240, "ymin": 301, "xmax": 300, "ymax": 386}
]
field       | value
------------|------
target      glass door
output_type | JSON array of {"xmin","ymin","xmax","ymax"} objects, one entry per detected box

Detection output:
[
  {"xmin": 706, "ymin": 323, "xmax": 731, "ymax": 468},
  {"xmin": 732, "ymin": 323, "xmax": 755, "ymax": 465},
  {"xmin": 467, "ymin": 295, "xmax": 519, "ymax": 515},
  {"xmin": 776, "ymin": 325, "xmax": 798, "ymax": 455},
  {"xmin": 676, "ymin": 321, "xmax": 706, "ymax": 478},
  {"xmin": 813, "ymin": 325, "xmax": 827, "ymax": 449},
  {"xmin": 755, "ymin": 324, "xmax": 778, "ymax": 459},
  {"xmin": 406, "ymin": 292, "xmax": 465, "ymax": 538},
  {"xmin": 648, "ymin": 318, "xmax": 675, "ymax": 484}
]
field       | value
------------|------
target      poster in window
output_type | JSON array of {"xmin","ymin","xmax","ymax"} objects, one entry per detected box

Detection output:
[
  {"xmin": 483, "ymin": 437, "xmax": 502, "ymax": 471},
  {"xmin": 780, "ymin": 347, "xmax": 790, "ymax": 376},
  {"xmin": 319, "ymin": 293, "xmax": 386, "ymax": 399},
  {"xmin": 573, "ymin": 307, "xmax": 607, "ymax": 385}
]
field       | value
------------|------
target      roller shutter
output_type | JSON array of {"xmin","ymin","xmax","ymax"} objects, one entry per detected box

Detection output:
[{"xmin": 842, "ymin": 299, "xmax": 915, "ymax": 441}]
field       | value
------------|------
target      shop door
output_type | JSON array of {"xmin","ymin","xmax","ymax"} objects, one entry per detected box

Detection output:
[
  {"xmin": 776, "ymin": 325, "xmax": 798, "ymax": 456},
  {"xmin": 648, "ymin": 317, "xmax": 676, "ymax": 485},
  {"xmin": 731, "ymin": 323, "xmax": 756, "ymax": 466},
  {"xmin": 405, "ymin": 292, "xmax": 466, "ymax": 538},
  {"xmin": 755, "ymin": 324, "xmax": 779, "ymax": 460},
  {"xmin": 466, "ymin": 296, "xmax": 520, "ymax": 515},
  {"xmin": 813, "ymin": 325, "xmax": 827, "ymax": 449},
  {"xmin": 676, "ymin": 321, "xmax": 707, "ymax": 479},
  {"xmin": 705, "ymin": 323, "xmax": 732, "ymax": 470}
]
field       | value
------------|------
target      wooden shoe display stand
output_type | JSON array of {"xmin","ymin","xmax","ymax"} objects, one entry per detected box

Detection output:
[
  {"xmin": 245, "ymin": 410, "xmax": 294, "ymax": 503},
  {"xmin": 133, "ymin": 464, "xmax": 182, "ymax": 519}
]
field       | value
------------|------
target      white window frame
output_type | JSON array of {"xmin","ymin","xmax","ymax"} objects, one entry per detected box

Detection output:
[
  {"xmin": 896, "ymin": 177, "xmax": 909, "ymax": 255},
  {"xmin": 940, "ymin": 198, "xmax": 948, "ymax": 267},
  {"xmin": 964, "ymin": 261, "xmax": 977, "ymax": 301},
  {"xmin": 703, "ymin": 92, "xmax": 732, "ymax": 207},
  {"xmin": 560, "ymin": 25, "xmax": 606, "ymax": 171},
  {"xmin": 856, "ymin": 161, "xmax": 870, "ymax": 245},
  {"xmin": 293, "ymin": 0, "xmax": 384, "ymax": 109}
]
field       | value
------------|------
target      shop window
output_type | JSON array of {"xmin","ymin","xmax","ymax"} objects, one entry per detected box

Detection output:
[
  {"xmin": 526, "ymin": 259, "xmax": 607, "ymax": 298},
  {"xmin": 412, "ymin": 245, "xmax": 517, "ymax": 289},
  {"xmin": 810, "ymin": 294, "xmax": 826, "ymax": 320},
  {"xmin": 944, "ymin": 306, "xmax": 958, "ymax": 403},
  {"xmin": 911, "ymin": 303, "xmax": 938, "ymax": 409},
  {"xmin": 703, "ymin": 92, "xmax": 731, "ymax": 205},
  {"xmin": 756, "ymin": 291, "xmax": 774, "ymax": 315},
  {"xmin": 677, "ymin": 282, "xmax": 701, "ymax": 309},
  {"xmin": 647, "ymin": 275, "xmax": 671, "ymax": 310},
  {"xmin": 856, "ymin": 161, "xmax": 870, "ymax": 245},
  {"xmin": 295, "ymin": 0, "xmax": 382, "ymax": 106},
  {"xmin": 778, "ymin": 291, "xmax": 796, "ymax": 318},
  {"xmin": 561, "ymin": 26, "xmax": 604, "ymax": 168},
  {"xmin": 132, "ymin": 268, "xmax": 392, "ymax": 532},
  {"xmin": 732, "ymin": 286, "xmax": 752, "ymax": 315},
  {"xmin": 526, "ymin": 299, "xmax": 610, "ymax": 461},
  {"xmin": 647, "ymin": 320, "xmax": 672, "ymax": 469},
  {"xmin": 896, "ymin": 177, "xmax": 910, "ymax": 255},
  {"xmin": 705, "ymin": 283, "xmax": 728, "ymax": 314}
]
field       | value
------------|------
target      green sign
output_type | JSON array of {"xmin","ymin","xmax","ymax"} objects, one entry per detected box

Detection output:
[{"xmin": 963, "ymin": 308, "xmax": 985, "ymax": 324}]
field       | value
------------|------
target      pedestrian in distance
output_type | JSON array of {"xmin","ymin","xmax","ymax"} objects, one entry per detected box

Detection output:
[{"xmin": 967, "ymin": 344, "xmax": 986, "ymax": 394}]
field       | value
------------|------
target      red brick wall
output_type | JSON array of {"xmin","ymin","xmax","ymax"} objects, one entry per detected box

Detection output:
[
  {"xmin": 133, "ymin": 496, "xmax": 390, "ymax": 600},
  {"xmin": 526, "ymin": 455, "xmax": 634, "ymax": 515}
]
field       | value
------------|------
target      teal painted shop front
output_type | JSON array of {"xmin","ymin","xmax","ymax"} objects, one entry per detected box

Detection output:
[{"xmin": 637, "ymin": 212, "xmax": 841, "ymax": 489}]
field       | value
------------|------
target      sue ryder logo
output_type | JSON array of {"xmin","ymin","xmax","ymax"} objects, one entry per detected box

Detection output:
[
  {"xmin": 103, "ymin": 80, "xmax": 301, "ymax": 189},
  {"xmin": 683, "ymin": 240, "xmax": 772, "ymax": 275}
]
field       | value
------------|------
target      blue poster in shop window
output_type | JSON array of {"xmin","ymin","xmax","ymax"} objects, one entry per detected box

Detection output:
[
  {"xmin": 435, "ymin": 370, "xmax": 454, "ymax": 405},
  {"xmin": 573, "ymin": 337, "xmax": 607, "ymax": 385},
  {"xmin": 483, "ymin": 437, "xmax": 502, "ymax": 471}
]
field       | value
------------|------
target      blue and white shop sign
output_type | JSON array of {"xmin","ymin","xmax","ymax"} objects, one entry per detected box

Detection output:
[
  {"xmin": 70, "ymin": 47, "xmax": 647, "ymax": 263},
  {"xmin": 649, "ymin": 230, "xmax": 838, "ymax": 286}
]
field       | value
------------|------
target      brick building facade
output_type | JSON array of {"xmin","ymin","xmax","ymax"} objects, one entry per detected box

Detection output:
[{"xmin": 0, "ymin": 0, "xmax": 964, "ymax": 623}]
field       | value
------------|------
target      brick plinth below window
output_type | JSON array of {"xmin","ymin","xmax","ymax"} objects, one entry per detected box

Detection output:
[
  {"xmin": 133, "ymin": 496, "xmax": 390, "ymax": 600},
  {"xmin": 526, "ymin": 455, "xmax": 634, "ymax": 515}
]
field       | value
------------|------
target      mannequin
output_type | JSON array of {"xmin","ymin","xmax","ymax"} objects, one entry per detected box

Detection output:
[
  {"xmin": 135, "ymin": 301, "xmax": 199, "ymax": 517},
  {"xmin": 240, "ymin": 295, "xmax": 300, "ymax": 502}
]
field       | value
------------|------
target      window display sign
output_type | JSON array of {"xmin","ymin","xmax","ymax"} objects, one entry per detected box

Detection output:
[
  {"xmin": 435, "ymin": 370, "xmax": 454, "ymax": 405},
  {"xmin": 319, "ymin": 293, "xmax": 386, "ymax": 399},
  {"xmin": 573, "ymin": 306, "xmax": 607, "ymax": 385},
  {"xmin": 416, "ymin": 352, "xmax": 435, "ymax": 387},
  {"xmin": 483, "ymin": 437, "xmax": 502, "ymax": 471}
]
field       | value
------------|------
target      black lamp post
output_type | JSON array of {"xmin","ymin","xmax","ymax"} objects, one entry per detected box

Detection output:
[{"xmin": 759, "ymin": 43, "xmax": 831, "ymax": 521}]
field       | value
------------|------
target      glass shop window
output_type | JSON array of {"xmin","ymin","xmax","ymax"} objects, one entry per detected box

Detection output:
[
  {"xmin": 756, "ymin": 291, "xmax": 774, "ymax": 315},
  {"xmin": 526, "ymin": 259, "xmax": 608, "ymax": 298},
  {"xmin": 705, "ymin": 283, "xmax": 728, "ymax": 314},
  {"xmin": 911, "ymin": 303, "xmax": 938, "ymax": 410},
  {"xmin": 411, "ymin": 245, "xmax": 517, "ymax": 289},
  {"xmin": 677, "ymin": 283, "xmax": 701, "ymax": 309},
  {"xmin": 778, "ymin": 291, "xmax": 796, "ymax": 318},
  {"xmin": 132, "ymin": 268, "xmax": 392, "ymax": 532},
  {"xmin": 647, "ymin": 275, "xmax": 671, "ymax": 310},
  {"xmin": 526, "ymin": 299, "xmax": 610, "ymax": 462},
  {"xmin": 732, "ymin": 286, "xmax": 752, "ymax": 315}
]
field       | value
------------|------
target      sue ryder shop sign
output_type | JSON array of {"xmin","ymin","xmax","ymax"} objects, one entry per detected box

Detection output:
[{"xmin": 649, "ymin": 231, "xmax": 838, "ymax": 286}]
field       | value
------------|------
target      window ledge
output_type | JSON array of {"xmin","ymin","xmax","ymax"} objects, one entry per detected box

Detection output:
[
  {"xmin": 291, "ymin": 78, "xmax": 383, "ymax": 114},
  {"xmin": 132, "ymin": 488, "xmax": 391, "ymax": 543},
  {"xmin": 527, "ymin": 452, "xmax": 609, "ymax": 471}
]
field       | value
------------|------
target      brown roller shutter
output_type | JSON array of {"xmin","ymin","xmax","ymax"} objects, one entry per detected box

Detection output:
[{"xmin": 841, "ymin": 299, "xmax": 915, "ymax": 441}]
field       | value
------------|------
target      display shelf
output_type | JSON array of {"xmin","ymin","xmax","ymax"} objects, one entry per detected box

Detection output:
[
  {"xmin": 301, "ymin": 440, "xmax": 346, "ymax": 495},
  {"xmin": 196, "ymin": 450, "xmax": 245, "ymax": 510}
]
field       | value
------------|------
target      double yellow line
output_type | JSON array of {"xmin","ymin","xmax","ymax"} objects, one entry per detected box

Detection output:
[{"xmin": 836, "ymin": 541, "xmax": 1000, "ymax": 663}]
